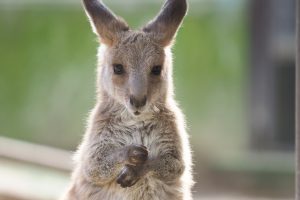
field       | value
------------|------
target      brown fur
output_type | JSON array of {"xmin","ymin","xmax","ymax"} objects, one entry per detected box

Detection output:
[{"xmin": 62, "ymin": 0, "xmax": 193, "ymax": 199}]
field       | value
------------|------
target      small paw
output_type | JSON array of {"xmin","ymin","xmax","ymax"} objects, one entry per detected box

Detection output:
[
  {"xmin": 126, "ymin": 144, "xmax": 148, "ymax": 166},
  {"xmin": 116, "ymin": 166, "xmax": 139, "ymax": 188}
]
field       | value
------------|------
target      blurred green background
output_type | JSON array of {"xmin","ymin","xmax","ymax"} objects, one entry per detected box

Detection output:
[
  {"xmin": 0, "ymin": 0, "xmax": 247, "ymax": 152},
  {"xmin": 0, "ymin": 0, "xmax": 295, "ymax": 199}
]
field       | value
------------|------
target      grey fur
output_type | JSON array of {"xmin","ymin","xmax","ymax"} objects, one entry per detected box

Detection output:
[{"xmin": 62, "ymin": 0, "xmax": 193, "ymax": 199}]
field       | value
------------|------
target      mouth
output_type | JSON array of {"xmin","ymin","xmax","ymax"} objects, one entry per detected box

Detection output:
[
  {"xmin": 126, "ymin": 100, "xmax": 147, "ymax": 116},
  {"xmin": 134, "ymin": 111, "xmax": 141, "ymax": 115}
]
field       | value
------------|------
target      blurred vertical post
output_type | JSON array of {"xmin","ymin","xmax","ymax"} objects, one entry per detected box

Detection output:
[
  {"xmin": 297, "ymin": 0, "xmax": 300, "ymax": 199},
  {"xmin": 250, "ymin": 0, "xmax": 295, "ymax": 150}
]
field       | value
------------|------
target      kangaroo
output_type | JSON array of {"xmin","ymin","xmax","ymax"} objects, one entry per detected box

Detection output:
[{"xmin": 62, "ymin": 0, "xmax": 193, "ymax": 199}]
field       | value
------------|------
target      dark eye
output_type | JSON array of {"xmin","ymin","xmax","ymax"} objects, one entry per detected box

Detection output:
[
  {"xmin": 151, "ymin": 65, "xmax": 162, "ymax": 76},
  {"xmin": 113, "ymin": 64, "xmax": 125, "ymax": 75}
]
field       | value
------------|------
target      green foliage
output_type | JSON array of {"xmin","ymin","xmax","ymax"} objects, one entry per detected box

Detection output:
[{"xmin": 0, "ymin": 5, "xmax": 247, "ymax": 152}]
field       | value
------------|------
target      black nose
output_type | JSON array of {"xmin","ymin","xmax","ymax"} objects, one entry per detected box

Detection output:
[{"xmin": 130, "ymin": 95, "xmax": 147, "ymax": 108}]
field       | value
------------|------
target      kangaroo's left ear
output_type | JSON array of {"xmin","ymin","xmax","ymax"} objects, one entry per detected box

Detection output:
[{"xmin": 143, "ymin": 0, "xmax": 187, "ymax": 47}]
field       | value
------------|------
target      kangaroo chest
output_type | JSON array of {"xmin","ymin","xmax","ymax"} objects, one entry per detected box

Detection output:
[{"xmin": 112, "ymin": 120, "xmax": 166, "ymax": 158}]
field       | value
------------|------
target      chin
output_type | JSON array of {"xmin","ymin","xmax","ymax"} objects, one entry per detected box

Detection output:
[
  {"xmin": 127, "ymin": 107, "xmax": 149, "ymax": 118},
  {"xmin": 129, "ymin": 109, "xmax": 144, "ymax": 117}
]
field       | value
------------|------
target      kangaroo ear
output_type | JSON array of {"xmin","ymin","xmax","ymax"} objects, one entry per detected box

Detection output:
[
  {"xmin": 83, "ymin": 0, "xmax": 129, "ymax": 46},
  {"xmin": 143, "ymin": 0, "xmax": 187, "ymax": 47}
]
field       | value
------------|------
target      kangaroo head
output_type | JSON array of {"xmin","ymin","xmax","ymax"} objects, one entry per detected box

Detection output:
[{"xmin": 83, "ymin": 0, "xmax": 187, "ymax": 116}]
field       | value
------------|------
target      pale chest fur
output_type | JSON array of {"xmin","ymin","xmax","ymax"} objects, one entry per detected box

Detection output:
[
  {"xmin": 109, "ymin": 119, "xmax": 175, "ymax": 159},
  {"xmin": 74, "ymin": 117, "xmax": 185, "ymax": 200},
  {"xmin": 64, "ymin": 103, "xmax": 193, "ymax": 200}
]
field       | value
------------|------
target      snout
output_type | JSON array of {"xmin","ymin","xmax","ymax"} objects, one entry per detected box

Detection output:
[
  {"xmin": 129, "ymin": 95, "xmax": 147, "ymax": 109},
  {"xmin": 128, "ymin": 75, "xmax": 148, "ymax": 115}
]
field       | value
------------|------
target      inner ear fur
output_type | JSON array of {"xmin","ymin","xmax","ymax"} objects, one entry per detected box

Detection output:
[
  {"xmin": 143, "ymin": 0, "xmax": 187, "ymax": 47},
  {"xmin": 83, "ymin": 0, "xmax": 129, "ymax": 46}
]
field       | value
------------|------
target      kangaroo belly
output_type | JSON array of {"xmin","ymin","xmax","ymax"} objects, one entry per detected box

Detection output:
[{"xmin": 90, "ymin": 177, "xmax": 183, "ymax": 200}]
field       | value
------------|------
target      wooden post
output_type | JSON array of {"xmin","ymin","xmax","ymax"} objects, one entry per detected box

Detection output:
[{"xmin": 296, "ymin": 0, "xmax": 300, "ymax": 199}]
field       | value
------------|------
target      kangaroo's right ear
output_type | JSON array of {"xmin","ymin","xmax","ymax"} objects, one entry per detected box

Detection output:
[{"xmin": 83, "ymin": 0, "xmax": 129, "ymax": 46}]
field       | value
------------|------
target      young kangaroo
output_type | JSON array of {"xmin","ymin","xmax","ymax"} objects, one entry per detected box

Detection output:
[{"xmin": 62, "ymin": 0, "xmax": 193, "ymax": 199}]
